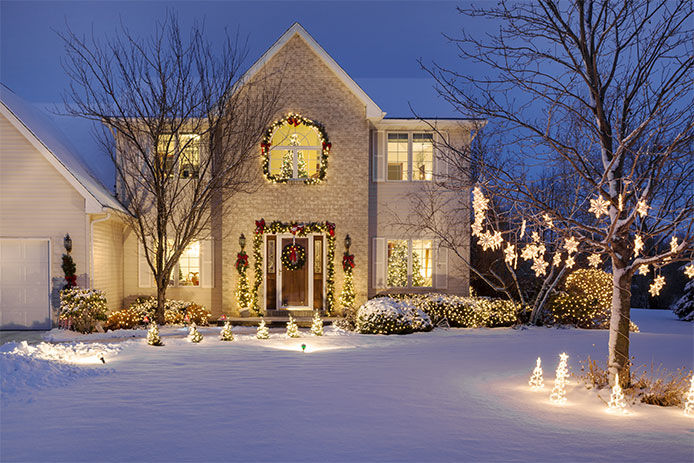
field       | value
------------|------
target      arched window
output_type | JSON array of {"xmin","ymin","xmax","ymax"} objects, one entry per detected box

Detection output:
[{"xmin": 261, "ymin": 114, "xmax": 331, "ymax": 184}]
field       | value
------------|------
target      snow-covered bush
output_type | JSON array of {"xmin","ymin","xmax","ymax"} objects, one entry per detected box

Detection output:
[
  {"xmin": 185, "ymin": 304, "xmax": 211, "ymax": 325},
  {"xmin": 164, "ymin": 308, "xmax": 185, "ymax": 325},
  {"xmin": 59, "ymin": 288, "xmax": 108, "ymax": 333},
  {"xmin": 670, "ymin": 278, "xmax": 693, "ymax": 321},
  {"xmin": 128, "ymin": 297, "xmax": 210, "ymax": 325},
  {"xmin": 356, "ymin": 298, "xmax": 432, "ymax": 334},
  {"xmin": 104, "ymin": 308, "xmax": 142, "ymax": 331}
]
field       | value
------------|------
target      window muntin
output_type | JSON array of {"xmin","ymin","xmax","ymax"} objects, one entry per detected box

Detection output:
[
  {"xmin": 411, "ymin": 239, "xmax": 433, "ymax": 287},
  {"xmin": 269, "ymin": 124, "xmax": 321, "ymax": 180},
  {"xmin": 386, "ymin": 239, "xmax": 433, "ymax": 288},
  {"xmin": 387, "ymin": 133, "xmax": 408, "ymax": 180},
  {"xmin": 178, "ymin": 240, "xmax": 200, "ymax": 286},
  {"xmin": 412, "ymin": 133, "xmax": 433, "ymax": 181}
]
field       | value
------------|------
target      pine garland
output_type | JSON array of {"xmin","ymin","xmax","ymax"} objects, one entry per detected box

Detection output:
[
  {"xmin": 340, "ymin": 251, "xmax": 356, "ymax": 310},
  {"xmin": 235, "ymin": 251, "xmax": 251, "ymax": 312}
]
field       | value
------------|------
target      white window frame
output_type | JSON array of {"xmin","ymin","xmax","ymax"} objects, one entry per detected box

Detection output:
[
  {"xmin": 385, "ymin": 131, "xmax": 435, "ymax": 182},
  {"xmin": 139, "ymin": 238, "xmax": 211, "ymax": 289},
  {"xmin": 385, "ymin": 238, "xmax": 434, "ymax": 289},
  {"xmin": 269, "ymin": 145, "xmax": 322, "ymax": 180},
  {"xmin": 156, "ymin": 133, "xmax": 201, "ymax": 179}
]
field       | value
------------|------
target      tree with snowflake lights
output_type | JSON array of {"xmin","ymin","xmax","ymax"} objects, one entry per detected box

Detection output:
[
  {"xmin": 311, "ymin": 312, "xmax": 324, "ymax": 336},
  {"xmin": 286, "ymin": 315, "xmax": 300, "ymax": 338},
  {"xmin": 256, "ymin": 318, "xmax": 269, "ymax": 339},
  {"xmin": 550, "ymin": 353, "xmax": 569, "ymax": 404},
  {"xmin": 147, "ymin": 322, "xmax": 164, "ymax": 346},
  {"xmin": 188, "ymin": 323, "xmax": 203, "ymax": 343},
  {"xmin": 220, "ymin": 321, "xmax": 234, "ymax": 341},
  {"xmin": 528, "ymin": 357, "xmax": 544, "ymax": 390}
]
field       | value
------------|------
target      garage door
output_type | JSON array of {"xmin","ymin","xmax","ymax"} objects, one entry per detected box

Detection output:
[{"xmin": 0, "ymin": 239, "xmax": 51, "ymax": 330}]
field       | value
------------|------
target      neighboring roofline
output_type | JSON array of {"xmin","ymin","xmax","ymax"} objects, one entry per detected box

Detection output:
[
  {"xmin": 0, "ymin": 97, "xmax": 125, "ymax": 214},
  {"xmin": 239, "ymin": 23, "xmax": 386, "ymax": 121}
]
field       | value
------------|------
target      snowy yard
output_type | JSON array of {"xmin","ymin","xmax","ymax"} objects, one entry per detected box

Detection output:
[{"xmin": 1, "ymin": 309, "xmax": 692, "ymax": 462}]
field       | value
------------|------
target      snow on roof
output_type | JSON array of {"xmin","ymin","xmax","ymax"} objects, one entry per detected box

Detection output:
[{"xmin": 0, "ymin": 84, "xmax": 125, "ymax": 213}]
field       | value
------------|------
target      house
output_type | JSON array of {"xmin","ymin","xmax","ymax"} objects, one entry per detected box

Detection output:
[{"xmin": 0, "ymin": 23, "xmax": 475, "ymax": 329}]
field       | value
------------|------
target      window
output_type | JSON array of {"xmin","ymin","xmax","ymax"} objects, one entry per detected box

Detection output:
[
  {"xmin": 156, "ymin": 133, "xmax": 201, "ymax": 178},
  {"xmin": 386, "ymin": 239, "xmax": 433, "ymax": 288},
  {"xmin": 386, "ymin": 132, "xmax": 434, "ymax": 181},
  {"xmin": 268, "ymin": 123, "xmax": 321, "ymax": 180},
  {"xmin": 178, "ymin": 241, "xmax": 200, "ymax": 286}
]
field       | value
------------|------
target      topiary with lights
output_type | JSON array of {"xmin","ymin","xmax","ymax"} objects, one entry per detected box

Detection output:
[
  {"xmin": 256, "ymin": 318, "xmax": 270, "ymax": 339},
  {"xmin": 147, "ymin": 322, "xmax": 164, "ymax": 346},
  {"xmin": 220, "ymin": 321, "xmax": 234, "ymax": 341},
  {"xmin": 286, "ymin": 315, "xmax": 300, "ymax": 338},
  {"xmin": 310, "ymin": 311, "xmax": 324, "ymax": 336},
  {"xmin": 340, "ymin": 249, "xmax": 356, "ymax": 311},
  {"xmin": 235, "ymin": 248, "xmax": 251, "ymax": 313}
]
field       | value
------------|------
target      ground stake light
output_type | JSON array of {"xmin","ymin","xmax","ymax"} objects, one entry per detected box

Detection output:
[
  {"xmin": 529, "ymin": 357, "xmax": 544, "ymax": 390},
  {"xmin": 301, "ymin": 344, "xmax": 307, "ymax": 353},
  {"xmin": 549, "ymin": 353, "xmax": 569, "ymax": 404},
  {"xmin": 684, "ymin": 375, "xmax": 694, "ymax": 417},
  {"xmin": 607, "ymin": 373, "xmax": 628, "ymax": 414}
]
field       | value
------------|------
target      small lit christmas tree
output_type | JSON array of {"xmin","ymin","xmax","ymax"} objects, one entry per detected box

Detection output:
[
  {"xmin": 286, "ymin": 315, "xmax": 300, "ymax": 338},
  {"xmin": 528, "ymin": 357, "xmax": 544, "ymax": 390},
  {"xmin": 684, "ymin": 375, "xmax": 694, "ymax": 417},
  {"xmin": 280, "ymin": 150, "xmax": 308, "ymax": 179},
  {"xmin": 147, "ymin": 322, "xmax": 163, "ymax": 346},
  {"xmin": 607, "ymin": 373, "xmax": 628, "ymax": 414},
  {"xmin": 188, "ymin": 322, "xmax": 203, "ymax": 343},
  {"xmin": 549, "ymin": 352, "xmax": 569, "ymax": 404},
  {"xmin": 387, "ymin": 242, "xmax": 424, "ymax": 287},
  {"xmin": 256, "ymin": 318, "xmax": 269, "ymax": 339},
  {"xmin": 220, "ymin": 321, "xmax": 234, "ymax": 341},
  {"xmin": 311, "ymin": 311, "xmax": 324, "ymax": 336}
]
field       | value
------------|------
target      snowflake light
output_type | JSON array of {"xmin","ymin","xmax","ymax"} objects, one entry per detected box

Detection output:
[
  {"xmin": 636, "ymin": 199, "xmax": 648, "ymax": 217},
  {"xmin": 684, "ymin": 375, "xmax": 694, "ymax": 417},
  {"xmin": 565, "ymin": 255, "xmax": 576, "ymax": 269},
  {"xmin": 552, "ymin": 253, "xmax": 562, "ymax": 267},
  {"xmin": 529, "ymin": 357, "xmax": 544, "ymax": 390},
  {"xmin": 649, "ymin": 275, "xmax": 666, "ymax": 297},
  {"xmin": 669, "ymin": 236, "xmax": 679, "ymax": 254},
  {"xmin": 588, "ymin": 253, "xmax": 602, "ymax": 268},
  {"xmin": 471, "ymin": 187, "xmax": 489, "ymax": 237},
  {"xmin": 607, "ymin": 373, "xmax": 628, "ymax": 414},
  {"xmin": 618, "ymin": 194, "xmax": 624, "ymax": 211},
  {"xmin": 589, "ymin": 195, "xmax": 610, "ymax": 218},
  {"xmin": 521, "ymin": 242, "xmax": 545, "ymax": 262},
  {"xmin": 564, "ymin": 236, "xmax": 579, "ymax": 255},
  {"xmin": 638, "ymin": 264, "xmax": 649, "ymax": 275},
  {"xmin": 543, "ymin": 213, "xmax": 553, "ymax": 229},
  {"xmin": 634, "ymin": 235, "xmax": 644, "ymax": 255},
  {"xmin": 685, "ymin": 264, "xmax": 694, "ymax": 279},
  {"xmin": 478, "ymin": 230, "xmax": 504, "ymax": 251},
  {"xmin": 550, "ymin": 353, "xmax": 569, "ymax": 405},
  {"xmin": 504, "ymin": 243, "xmax": 517, "ymax": 268},
  {"xmin": 532, "ymin": 258, "xmax": 549, "ymax": 277},
  {"xmin": 471, "ymin": 221, "xmax": 483, "ymax": 237},
  {"xmin": 531, "ymin": 231, "xmax": 540, "ymax": 242}
]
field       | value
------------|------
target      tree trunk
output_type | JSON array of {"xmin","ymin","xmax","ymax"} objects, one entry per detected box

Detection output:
[
  {"xmin": 607, "ymin": 264, "xmax": 632, "ymax": 387},
  {"xmin": 156, "ymin": 282, "xmax": 167, "ymax": 325}
]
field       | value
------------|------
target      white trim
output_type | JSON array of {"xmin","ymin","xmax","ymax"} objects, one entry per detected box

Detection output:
[{"xmin": 240, "ymin": 23, "xmax": 386, "ymax": 120}]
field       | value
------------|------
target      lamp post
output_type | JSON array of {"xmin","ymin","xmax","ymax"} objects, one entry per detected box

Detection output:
[
  {"xmin": 239, "ymin": 233, "xmax": 246, "ymax": 250},
  {"xmin": 344, "ymin": 234, "xmax": 351, "ymax": 253}
]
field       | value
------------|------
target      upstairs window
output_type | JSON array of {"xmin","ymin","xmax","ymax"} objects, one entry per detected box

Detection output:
[
  {"xmin": 156, "ymin": 133, "xmax": 201, "ymax": 179},
  {"xmin": 262, "ymin": 114, "xmax": 331, "ymax": 184},
  {"xmin": 386, "ymin": 132, "xmax": 434, "ymax": 181}
]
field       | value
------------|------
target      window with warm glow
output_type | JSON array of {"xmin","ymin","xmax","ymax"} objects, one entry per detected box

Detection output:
[
  {"xmin": 156, "ymin": 133, "xmax": 200, "ymax": 178},
  {"xmin": 269, "ymin": 123, "xmax": 322, "ymax": 180},
  {"xmin": 178, "ymin": 241, "xmax": 200, "ymax": 286},
  {"xmin": 386, "ymin": 132, "xmax": 435, "ymax": 181},
  {"xmin": 412, "ymin": 133, "xmax": 433, "ymax": 181},
  {"xmin": 411, "ymin": 239, "xmax": 433, "ymax": 287},
  {"xmin": 387, "ymin": 133, "xmax": 408, "ymax": 180},
  {"xmin": 386, "ymin": 239, "xmax": 433, "ymax": 288}
]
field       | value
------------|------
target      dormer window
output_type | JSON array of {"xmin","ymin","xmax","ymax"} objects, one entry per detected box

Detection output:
[{"xmin": 261, "ymin": 114, "xmax": 331, "ymax": 184}]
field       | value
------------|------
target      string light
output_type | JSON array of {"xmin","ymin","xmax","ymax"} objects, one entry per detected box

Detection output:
[
  {"xmin": 256, "ymin": 318, "xmax": 270, "ymax": 339},
  {"xmin": 685, "ymin": 264, "xmax": 694, "ymax": 279},
  {"xmin": 531, "ymin": 231, "xmax": 540, "ymax": 243},
  {"xmin": 565, "ymin": 255, "xmax": 576, "ymax": 269},
  {"xmin": 286, "ymin": 315, "xmax": 300, "ymax": 338},
  {"xmin": 588, "ymin": 253, "xmax": 602, "ymax": 268},
  {"xmin": 634, "ymin": 235, "xmax": 644, "ymax": 255},
  {"xmin": 532, "ymin": 258, "xmax": 549, "ymax": 277},
  {"xmin": 636, "ymin": 199, "xmax": 648, "ymax": 217},
  {"xmin": 543, "ymin": 213, "xmax": 553, "ymax": 228},
  {"xmin": 638, "ymin": 264, "xmax": 649, "ymax": 275},
  {"xmin": 589, "ymin": 195, "xmax": 610, "ymax": 218},
  {"xmin": 669, "ymin": 236, "xmax": 679, "ymax": 254},
  {"xmin": 187, "ymin": 323, "xmax": 203, "ymax": 343},
  {"xmin": 504, "ymin": 243, "xmax": 517, "ymax": 268},
  {"xmin": 550, "ymin": 353, "xmax": 569, "ymax": 405},
  {"xmin": 564, "ymin": 236, "xmax": 579, "ymax": 255},
  {"xmin": 311, "ymin": 312, "xmax": 324, "ymax": 336},
  {"xmin": 220, "ymin": 321, "xmax": 235, "ymax": 341},
  {"xmin": 471, "ymin": 187, "xmax": 489, "ymax": 237},
  {"xmin": 649, "ymin": 275, "xmax": 666, "ymax": 297},
  {"xmin": 529, "ymin": 357, "xmax": 544, "ymax": 390},
  {"xmin": 146, "ymin": 322, "xmax": 163, "ymax": 346},
  {"xmin": 478, "ymin": 230, "xmax": 503, "ymax": 251},
  {"xmin": 520, "ymin": 219, "xmax": 527, "ymax": 239},
  {"xmin": 618, "ymin": 194, "xmax": 623, "ymax": 211},
  {"xmin": 607, "ymin": 373, "xmax": 628, "ymax": 414},
  {"xmin": 684, "ymin": 375, "xmax": 694, "ymax": 417},
  {"xmin": 552, "ymin": 253, "xmax": 562, "ymax": 267}
]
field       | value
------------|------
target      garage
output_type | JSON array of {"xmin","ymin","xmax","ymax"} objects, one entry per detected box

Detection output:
[{"xmin": 0, "ymin": 239, "xmax": 51, "ymax": 330}]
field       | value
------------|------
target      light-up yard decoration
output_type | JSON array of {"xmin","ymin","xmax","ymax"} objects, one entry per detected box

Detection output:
[
  {"xmin": 220, "ymin": 321, "xmax": 234, "ymax": 341},
  {"xmin": 607, "ymin": 373, "xmax": 628, "ymax": 414},
  {"xmin": 549, "ymin": 353, "xmax": 569, "ymax": 404},
  {"xmin": 286, "ymin": 315, "xmax": 300, "ymax": 338},
  {"xmin": 187, "ymin": 323, "xmax": 203, "ymax": 343},
  {"xmin": 529, "ymin": 357, "xmax": 544, "ymax": 390},
  {"xmin": 147, "ymin": 322, "xmax": 164, "ymax": 346},
  {"xmin": 256, "ymin": 318, "xmax": 270, "ymax": 339},
  {"xmin": 685, "ymin": 375, "xmax": 694, "ymax": 417},
  {"xmin": 311, "ymin": 312, "xmax": 324, "ymax": 336}
]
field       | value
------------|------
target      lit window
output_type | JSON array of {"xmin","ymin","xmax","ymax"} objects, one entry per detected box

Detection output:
[
  {"xmin": 387, "ymin": 133, "xmax": 408, "ymax": 180},
  {"xmin": 412, "ymin": 133, "xmax": 433, "ymax": 181},
  {"xmin": 178, "ymin": 241, "xmax": 200, "ymax": 286},
  {"xmin": 269, "ymin": 123, "xmax": 321, "ymax": 180},
  {"xmin": 156, "ymin": 133, "xmax": 200, "ymax": 178},
  {"xmin": 386, "ymin": 239, "xmax": 433, "ymax": 288}
]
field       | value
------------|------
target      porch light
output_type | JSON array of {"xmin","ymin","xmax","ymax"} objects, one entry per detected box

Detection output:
[
  {"xmin": 344, "ymin": 234, "xmax": 352, "ymax": 252},
  {"xmin": 239, "ymin": 233, "xmax": 246, "ymax": 250},
  {"xmin": 63, "ymin": 233, "xmax": 72, "ymax": 253}
]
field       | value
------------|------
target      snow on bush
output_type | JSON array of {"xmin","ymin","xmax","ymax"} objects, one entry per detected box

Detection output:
[
  {"xmin": 128, "ymin": 297, "xmax": 211, "ymax": 325},
  {"xmin": 396, "ymin": 293, "xmax": 521, "ymax": 328},
  {"xmin": 356, "ymin": 297, "xmax": 432, "ymax": 334},
  {"xmin": 670, "ymin": 277, "xmax": 694, "ymax": 321},
  {"xmin": 0, "ymin": 341, "xmax": 119, "ymax": 398},
  {"xmin": 59, "ymin": 288, "xmax": 108, "ymax": 333}
]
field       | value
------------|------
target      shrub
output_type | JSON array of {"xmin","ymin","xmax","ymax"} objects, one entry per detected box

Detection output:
[
  {"xmin": 128, "ymin": 297, "xmax": 209, "ymax": 325},
  {"xmin": 59, "ymin": 288, "xmax": 108, "ymax": 333},
  {"xmin": 670, "ymin": 278, "xmax": 694, "ymax": 321},
  {"xmin": 185, "ymin": 304, "xmax": 211, "ymax": 326},
  {"xmin": 164, "ymin": 308, "xmax": 185, "ymax": 325},
  {"xmin": 356, "ymin": 298, "xmax": 432, "ymax": 334},
  {"xmin": 550, "ymin": 269, "xmax": 612, "ymax": 328},
  {"xmin": 104, "ymin": 308, "xmax": 142, "ymax": 331}
]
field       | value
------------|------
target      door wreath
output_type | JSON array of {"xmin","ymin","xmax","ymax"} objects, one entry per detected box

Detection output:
[{"xmin": 282, "ymin": 243, "xmax": 306, "ymax": 270}]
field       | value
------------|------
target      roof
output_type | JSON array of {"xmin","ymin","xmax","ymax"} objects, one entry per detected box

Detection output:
[
  {"xmin": 0, "ymin": 84, "xmax": 125, "ymax": 214},
  {"xmin": 241, "ymin": 23, "xmax": 386, "ymax": 120}
]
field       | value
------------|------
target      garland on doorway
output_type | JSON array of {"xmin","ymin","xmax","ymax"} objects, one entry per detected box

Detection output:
[{"xmin": 250, "ymin": 219, "xmax": 336, "ymax": 315}]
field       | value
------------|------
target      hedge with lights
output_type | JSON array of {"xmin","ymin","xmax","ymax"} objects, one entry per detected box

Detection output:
[
  {"xmin": 260, "ymin": 113, "xmax": 331, "ymax": 185},
  {"xmin": 59, "ymin": 288, "xmax": 108, "ymax": 333},
  {"xmin": 356, "ymin": 298, "xmax": 433, "ymax": 335},
  {"xmin": 105, "ymin": 308, "xmax": 142, "ymax": 331},
  {"xmin": 250, "ymin": 219, "xmax": 336, "ymax": 315}
]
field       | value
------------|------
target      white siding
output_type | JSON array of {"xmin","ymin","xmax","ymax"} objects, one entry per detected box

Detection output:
[{"xmin": 92, "ymin": 218, "xmax": 124, "ymax": 311}]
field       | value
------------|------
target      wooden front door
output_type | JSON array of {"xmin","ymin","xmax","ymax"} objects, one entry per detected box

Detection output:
[{"xmin": 280, "ymin": 237, "xmax": 309, "ymax": 308}]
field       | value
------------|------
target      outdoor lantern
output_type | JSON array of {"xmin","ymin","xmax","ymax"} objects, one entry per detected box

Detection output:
[
  {"xmin": 63, "ymin": 233, "xmax": 72, "ymax": 253},
  {"xmin": 239, "ymin": 233, "xmax": 246, "ymax": 250},
  {"xmin": 345, "ymin": 234, "xmax": 352, "ymax": 252}
]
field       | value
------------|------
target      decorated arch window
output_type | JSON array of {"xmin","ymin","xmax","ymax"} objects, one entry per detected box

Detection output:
[{"xmin": 261, "ymin": 114, "xmax": 331, "ymax": 184}]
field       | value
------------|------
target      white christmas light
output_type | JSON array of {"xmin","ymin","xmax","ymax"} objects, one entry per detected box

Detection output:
[
  {"xmin": 684, "ymin": 375, "xmax": 694, "ymax": 417},
  {"xmin": 310, "ymin": 312, "xmax": 324, "ymax": 336},
  {"xmin": 478, "ymin": 230, "xmax": 503, "ymax": 251},
  {"xmin": 649, "ymin": 275, "xmax": 666, "ymax": 297},
  {"xmin": 286, "ymin": 315, "xmax": 300, "ymax": 338},
  {"xmin": 634, "ymin": 235, "xmax": 644, "ymax": 255},
  {"xmin": 550, "ymin": 353, "xmax": 569, "ymax": 405},
  {"xmin": 220, "ymin": 321, "xmax": 234, "ymax": 341},
  {"xmin": 636, "ymin": 199, "xmax": 648, "ymax": 217},
  {"xmin": 552, "ymin": 253, "xmax": 562, "ymax": 267},
  {"xmin": 531, "ymin": 231, "xmax": 540, "ymax": 243},
  {"xmin": 471, "ymin": 221, "xmax": 483, "ymax": 237},
  {"xmin": 564, "ymin": 236, "xmax": 579, "ymax": 255},
  {"xmin": 607, "ymin": 373, "xmax": 628, "ymax": 414},
  {"xmin": 565, "ymin": 255, "xmax": 576, "ymax": 269},
  {"xmin": 669, "ymin": 236, "xmax": 679, "ymax": 254},
  {"xmin": 685, "ymin": 264, "xmax": 694, "ymax": 279},
  {"xmin": 520, "ymin": 219, "xmax": 527, "ymax": 239},
  {"xmin": 618, "ymin": 194, "xmax": 624, "ymax": 211},
  {"xmin": 543, "ymin": 213, "xmax": 553, "ymax": 229},
  {"xmin": 529, "ymin": 357, "xmax": 544, "ymax": 390},
  {"xmin": 588, "ymin": 253, "xmax": 602, "ymax": 268},
  {"xmin": 187, "ymin": 323, "xmax": 203, "ymax": 343},
  {"xmin": 589, "ymin": 196, "xmax": 610, "ymax": 218},
  {"xmin": 504, "ymin": 243, "xmax": 517, "ymax": 268},
  {"xmin": 256, "ymin": 318, "xmax": 270, "ymax": 339},
  {"xmin": 638, "ymin": 264, "xmax": 649, "ymax": 275},
  {"xmin": 532, "ymin": 258, "xmax": 549, "ymax": 277}
]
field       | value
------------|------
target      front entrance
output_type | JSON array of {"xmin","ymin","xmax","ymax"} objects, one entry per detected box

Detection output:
[{"xmin": 265, "ymin": 234, "xmax": 324, "ymax": 311}]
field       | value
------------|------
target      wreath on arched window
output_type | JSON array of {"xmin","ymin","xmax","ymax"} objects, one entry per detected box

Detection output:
[
  {"xmin": 260, "ymin": 113, "xmax": 331, "ymax": 184},
  {"xmin": 282, "ymin": 242, "xmax": 306, "ymax": 270}
]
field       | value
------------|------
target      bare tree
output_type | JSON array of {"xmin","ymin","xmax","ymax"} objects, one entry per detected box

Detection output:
[
  {"xmin": 425, "ymin": 0, "xmax": 694, "ymax": 384},
  {"xmin": 60, "ymin": 14, "xmax": 281, "ymax": 323}
]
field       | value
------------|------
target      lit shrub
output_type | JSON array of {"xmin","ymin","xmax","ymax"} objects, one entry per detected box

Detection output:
[
  {"xmin": 164, "ymin": 308, "xmax": 185, "ymax": 325},
  {"xmin": 550, "ymin": 269, "xmax": 613, "ymax": 328},
  {"xmin": 185, "ymin": 304, "xmax": 211, "ymax": 326},
  {"xmin": 356, "ymin": 298, "xmax": 432, "ymax": 334},
  {"xmin": 104, "ymin": 308, "xmax": 142, "ymax": 331},
  {"xmin": 128, "ymin": 297, "xmax": 209, "ymax": 325},
  {"xmin": 486, "ymin": 299, "xmax": 522, "ymax": 327},
  {"xmin": 59, "ymin": 288, "xmax": 108, "ymax": 333},
  {"xmin": 395, "ymin": 294, "xmax": 521, "ymax": 328}
]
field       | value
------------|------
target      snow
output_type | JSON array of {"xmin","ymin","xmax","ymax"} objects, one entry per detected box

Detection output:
[{"xmin": 1, "ymin": 309, "xmax": 692, "ymax": 462}]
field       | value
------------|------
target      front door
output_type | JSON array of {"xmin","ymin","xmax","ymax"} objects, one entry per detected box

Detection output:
[{"xmin": 280, "ymin": 237, "xmax": 309, "ymax": 308}]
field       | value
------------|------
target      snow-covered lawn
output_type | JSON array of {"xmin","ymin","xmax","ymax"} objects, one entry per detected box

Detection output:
[{"xmin": 1, "ymin": 309, "xmax": 692, "ymax": 462}]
